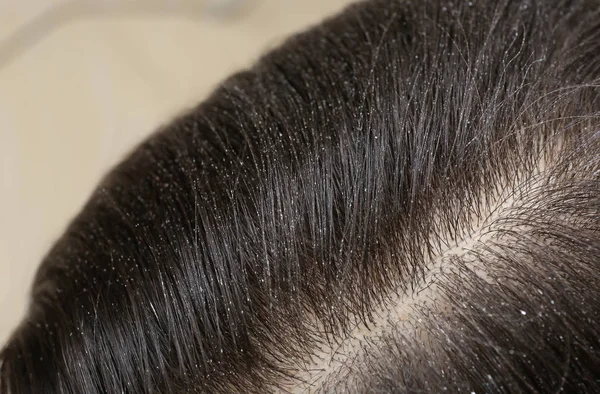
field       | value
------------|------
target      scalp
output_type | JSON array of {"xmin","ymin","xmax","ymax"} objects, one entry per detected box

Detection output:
[{"xmin": 1, "ymin": 0, "xmax": 600, "ymax": 393}]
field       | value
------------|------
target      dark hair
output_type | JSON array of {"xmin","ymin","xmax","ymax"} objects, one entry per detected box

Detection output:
[{"xmin": 2, "ymin": 0, "xmax": 600, "ymax": 392}]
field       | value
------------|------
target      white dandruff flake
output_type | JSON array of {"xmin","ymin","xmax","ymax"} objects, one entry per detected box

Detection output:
[{"xmin": 520, "ymin": 310, "xmax": 527, "ymax": 315}]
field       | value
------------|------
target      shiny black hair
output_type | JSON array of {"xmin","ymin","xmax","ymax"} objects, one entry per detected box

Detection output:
[{"xmin": 2, "ymin": 0, "xmax": 600, "ymax": 392}]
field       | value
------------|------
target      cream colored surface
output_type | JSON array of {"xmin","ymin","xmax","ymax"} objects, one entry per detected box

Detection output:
[{"xmin": 0, "ymin": 0, "xmax": 352, "ymax": 347}]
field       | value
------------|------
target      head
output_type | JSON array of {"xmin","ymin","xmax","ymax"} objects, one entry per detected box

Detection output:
[{"xmin": 1, "ymin": 0, "xmax": 600, "ymax": 392}]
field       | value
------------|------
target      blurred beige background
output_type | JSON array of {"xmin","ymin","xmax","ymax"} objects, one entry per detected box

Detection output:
[{"xmin": 0, "ymin": 0, "xmax": 352, "ymax": 347}]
